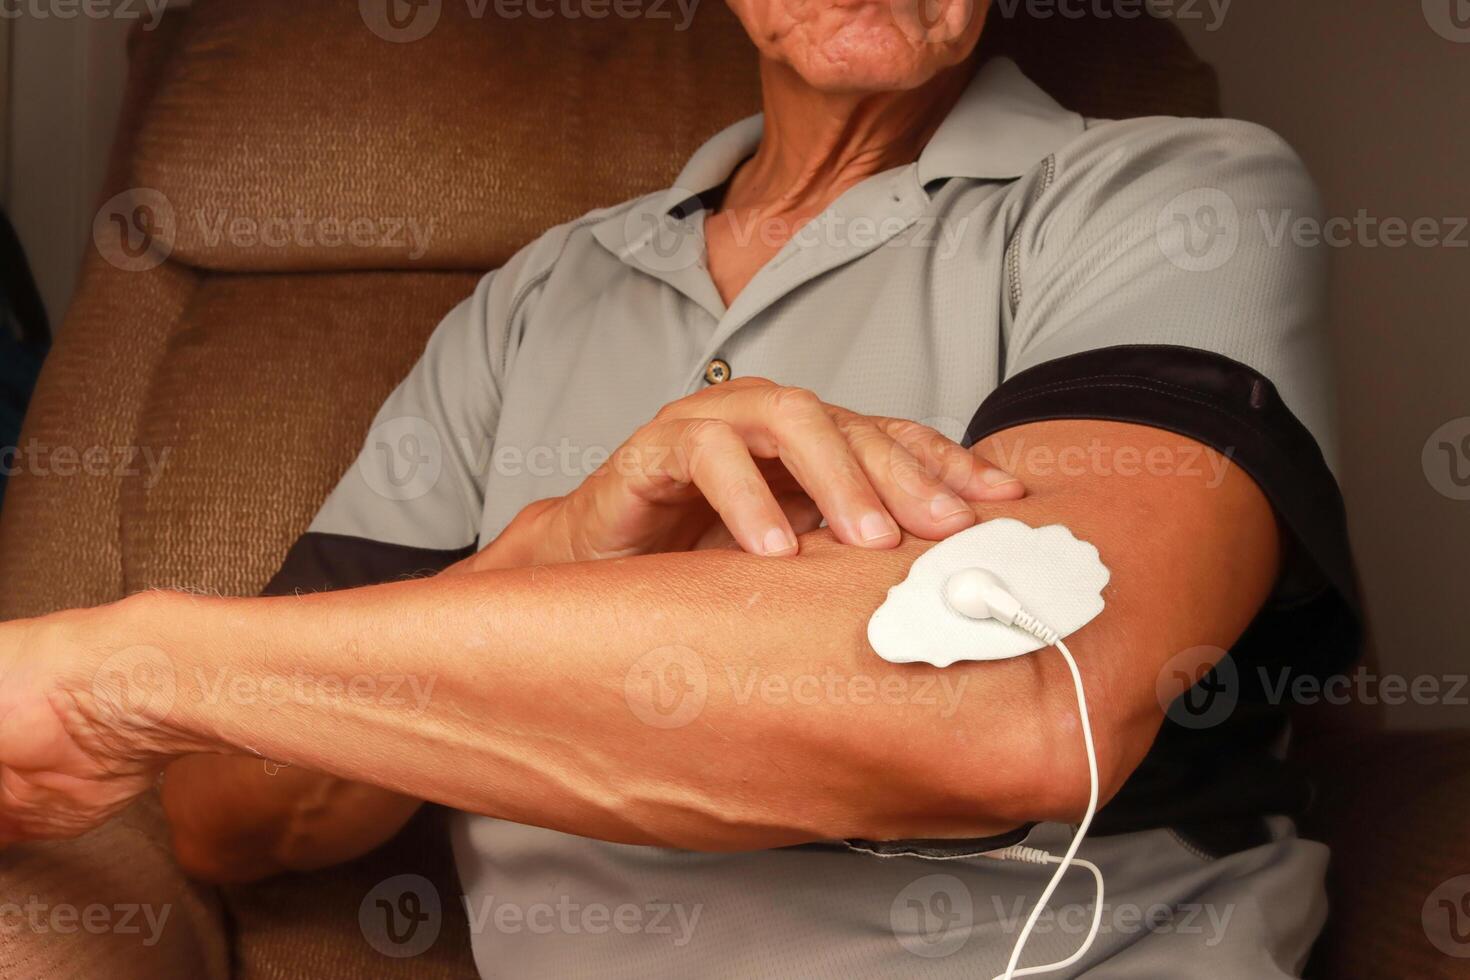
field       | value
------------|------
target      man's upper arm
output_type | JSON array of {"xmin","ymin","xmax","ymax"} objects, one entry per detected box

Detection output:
[
  {"xmin": 961, "ymin": 418, "xmax": 1283, "ymax": 805},
  {"xmin": 949, "ymin": 117, "xmax": 1363, "ymax": 822},
  {"xmin": 993, "ymin": 115, "xmax": 1358, "ymax": 642}
]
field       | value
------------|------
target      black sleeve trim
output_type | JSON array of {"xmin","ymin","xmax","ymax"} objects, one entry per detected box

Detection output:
[
  {"xmin": 964, "ymin": 343, "xmax": 1362, "ymax": 642},
  {"xmin": 262, "ymin": 531, "xmax": 476, "ymax": 596}
]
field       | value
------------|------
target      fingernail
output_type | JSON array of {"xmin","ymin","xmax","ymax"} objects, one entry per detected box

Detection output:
[
  {"xmin": 859, "ymin": 511, "xmax": 897, "ymax": 544},
  {"xmin": 981, "ymin": 467, "xmax": 1019, "ymax": 487},
  {"xmin": 930, "ymin": 495, "xmax": 972, "ymax": 522},
  {"xmin": 763, "ymin": 527, "xmax": 797, "ymax": 556}
]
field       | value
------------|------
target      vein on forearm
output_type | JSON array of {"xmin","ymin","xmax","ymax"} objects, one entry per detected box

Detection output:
[{"xmin": 157, "ymin": 531, "xmax": 1049, "ymax": 848}]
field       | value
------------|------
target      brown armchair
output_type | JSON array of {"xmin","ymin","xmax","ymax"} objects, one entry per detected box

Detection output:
[{"xmin": 0, "ymin": 2, "xmax": 1463, "ymax": 977}]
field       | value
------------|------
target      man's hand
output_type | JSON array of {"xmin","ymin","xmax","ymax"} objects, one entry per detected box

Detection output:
[
  {"xmin": 0, "ymin": 608, "xmax": 190, "ymax": 845},
  {"xmin": 461, "ymin": 377, "xmax": 1023, "ymax": 569}
]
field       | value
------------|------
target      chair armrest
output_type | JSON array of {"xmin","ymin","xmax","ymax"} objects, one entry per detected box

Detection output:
[{"xmin": 0, "ymin": 793, "xmax": 228, "ymax": 980}]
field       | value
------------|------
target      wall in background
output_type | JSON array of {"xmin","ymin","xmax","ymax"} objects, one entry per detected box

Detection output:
[
  {"xmin": 3, "ymin": 7, "xmax": 146, "ymax": 329},
  {"xmin": 0, "ymin": 19, "xmax": 10, "ymax": 193},
  {"xmin": 1178, "ymin": 2, "xmax": 1470, "ymax": 729}
]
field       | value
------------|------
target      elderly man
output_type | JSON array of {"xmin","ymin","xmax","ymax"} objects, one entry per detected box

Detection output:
[{"xmin": 0, "ymin": 0, "xmax": 1357, "ymax": 975}]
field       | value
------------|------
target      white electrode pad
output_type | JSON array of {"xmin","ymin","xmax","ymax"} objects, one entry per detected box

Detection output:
[{"xmin": 867, "ymin": 518, "xmax": 1110, "ymax": 667}]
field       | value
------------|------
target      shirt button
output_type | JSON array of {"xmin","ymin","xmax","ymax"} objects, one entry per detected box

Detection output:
[{"xmin": 704, "ymin": 358, "xmax": 732, "ymax": 385}]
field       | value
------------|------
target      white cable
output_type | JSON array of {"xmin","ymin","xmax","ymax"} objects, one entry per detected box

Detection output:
[
  {"xmin": 985, "ymin": 627, "xmax": 1101, "ymax": 980},
  {"xmin": 935, "ymin": 568, "xmax": 1104, "ymax": 978}
]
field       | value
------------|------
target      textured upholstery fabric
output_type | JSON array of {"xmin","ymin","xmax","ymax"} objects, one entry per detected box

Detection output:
[
  {"xmin": 120, "ymin": 271, "xmax": 480, "ymax": 597},
  {"xmin": 0, "ymin": 258, "xmax": 198, "ymax": 620},
  {"xmin": 7, "ymin": 2, "xmax": 1438, "ymax": 979},
  {"xmin": 1299, "ymin": 731, "xmax": 1470, "ymax": 980},
  {"xmin": 0, "ymin": 795, "xmax": 228, "ymax": 980},
  {"xmin": 126, "ymin": 0, "xmax": 1217, "ymax": 275},
  {"xmin": 132, "ymin": 0, "xmax": 764, "ymax": 273},
  {"xmin": 221, "ymin": 807, "xmax": 478, "ymax": 980}
]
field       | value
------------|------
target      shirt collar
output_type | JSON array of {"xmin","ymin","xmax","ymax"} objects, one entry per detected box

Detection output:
[
  {"xmin": 591, "ymin": 56, "xmax": 1083, "ymax": 274},
  {"xmin": 916, "ymin": 56, "xmax": 1084, "ymax": 185},
  {"xmin": 659, "ymin": 56, "xmax": 1083, "ymax": 210}
]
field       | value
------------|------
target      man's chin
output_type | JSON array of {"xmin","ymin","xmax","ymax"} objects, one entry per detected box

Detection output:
[{"xmin": 787, "ymin": 34, "xmax": 952, "ymax": 94}]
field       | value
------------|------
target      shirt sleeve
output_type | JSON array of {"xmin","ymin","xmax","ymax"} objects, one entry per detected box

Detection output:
[
  {"xmin": 1002, "ymin": 116, "xmax": 1335, "ymax": 458},
  {"xmin": 967, "ymin": 116, "xmax": 1361, "ymax": 670}
]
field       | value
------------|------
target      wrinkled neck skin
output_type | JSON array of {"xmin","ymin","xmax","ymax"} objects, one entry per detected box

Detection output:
[{"xmin": 723, "ymin": 54, "xmax": 975, "ymax": 218}]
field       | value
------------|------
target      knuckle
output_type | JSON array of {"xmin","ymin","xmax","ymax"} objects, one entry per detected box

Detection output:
[
  {"xmin": 888, "ymin": 418, "xmax": 936, "ymax": 444},
  {"xmin": 887, "ymin": 453, "xmax": 934, "ymax": 486},
  {"xmin": 843, "ymin": 424, "xmax": 893, "ymax": 460},
  {"xmin": 679, "ymin": 418, "xmax": 735, "ymax": 469},
  {"xmin": 652, "ymin": 392, "xmax": 701, "ymax": 422},
  {"xmin": 770, "ymin": 386, "xmax": 824, "ymax": 420},
  {"xmin": 681, "ymin": 417, "xmax": 734, "ymax": 443}
]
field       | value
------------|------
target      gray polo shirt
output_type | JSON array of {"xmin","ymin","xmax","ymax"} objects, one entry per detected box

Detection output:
[{"xmin": 271, "ymin": 56, "xmax": 1358, "ymax": 977}]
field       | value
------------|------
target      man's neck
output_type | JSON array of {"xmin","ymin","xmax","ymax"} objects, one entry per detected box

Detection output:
[{"xmin": 724, "ymin": 56, "xmax": 976, "ymax": 216}]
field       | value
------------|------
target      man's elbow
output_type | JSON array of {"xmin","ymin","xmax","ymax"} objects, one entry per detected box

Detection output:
[
  {"xmin": 851, "ymin": 690, "xmax": 1144, "ymax": 839},
  {"xmin": 991, "ymin": 695, "xmax": 1150, "ymax": 827}
]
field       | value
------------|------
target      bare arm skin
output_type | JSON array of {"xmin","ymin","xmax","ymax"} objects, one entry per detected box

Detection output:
[
  {"xmin": 0, "ymin": 421, "xmax": 1277, "ymax": 861},
  {"xmin": 161, "ymin": 380, "xmax": 1026, "ymax": 881}
]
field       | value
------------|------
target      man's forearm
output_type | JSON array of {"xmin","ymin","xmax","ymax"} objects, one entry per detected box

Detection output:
[
  {"xmin": 155, "ymin": 520, "xmax": 548, "ymax": 882},
  {"xmin": 133, "ymin": 526, "xmax": 1071, "ymax": 852},
  {"xmin": 6, "ymin": 421, "xmax": 1275, "ymax": 857}
]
